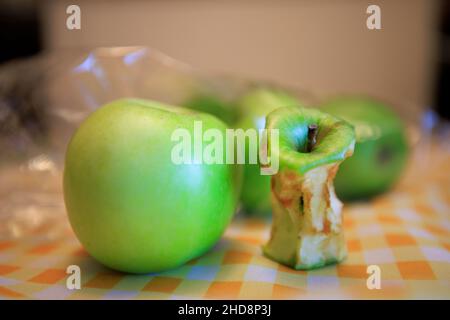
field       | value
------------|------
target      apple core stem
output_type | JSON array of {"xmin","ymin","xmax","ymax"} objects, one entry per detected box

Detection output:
[{"xmin": 307, "ymin": 124, "xmax": 318, "ymax": 152}]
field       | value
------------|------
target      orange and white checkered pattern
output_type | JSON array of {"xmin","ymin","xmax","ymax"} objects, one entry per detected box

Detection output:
[{"xmin": 0, "ymin": 144, "xmax": 449, "ymax": 299}]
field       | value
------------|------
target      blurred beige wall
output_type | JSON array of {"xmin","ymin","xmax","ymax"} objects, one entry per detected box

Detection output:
[{"xmin": 41, "ymin": 0, "xmax": 439, "ymax": 112}]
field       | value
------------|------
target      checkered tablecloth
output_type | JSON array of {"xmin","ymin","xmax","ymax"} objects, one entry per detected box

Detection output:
[{"xmin": 0, "ymin": 143, "xmax": 449, "ymax": 300}]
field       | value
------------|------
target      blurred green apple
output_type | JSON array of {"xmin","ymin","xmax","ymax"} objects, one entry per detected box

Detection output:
[
  {"xmin": 183, "ymin": 93, "xmax": 237, "ymax": 125},
  {"xmin": 235, "ymin": 87, "xmax": 304, "ymax": 216},
  {"xmin": 64, "ymin": 99, "xmax": 239, "ymax": 273},
  {"xmin": 320, "ymin": 96, "xmax": 409, "ymax": 201}
]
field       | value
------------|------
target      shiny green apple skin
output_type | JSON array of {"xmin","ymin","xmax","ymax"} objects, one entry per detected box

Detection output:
[
  {"xmin": 64, "ymin": 99, "xmax": 238, "ymax": 273},
  {"xmin": 320, "ymin": 96, "xmax": 409, "ymax": 201},
  {"xmin": 235, "ymin": 88, "xmax": 304, "ymax": 216}
]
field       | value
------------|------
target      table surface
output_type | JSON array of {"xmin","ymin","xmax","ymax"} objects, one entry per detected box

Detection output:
[{"xmin": 0, "ymin": 143, "xmax": 449, "ymax": 300}]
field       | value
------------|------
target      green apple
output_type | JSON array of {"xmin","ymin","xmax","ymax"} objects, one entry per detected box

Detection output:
[
  {"xmin": 235, "ymin": 87, "xmax": 304, "ymax": 216},
  {"xmin": 262, "ymin": 106, "xmax": 355, "ymax": 270},
  {"xmin": 320, "ymin": 96, "xmax": 409, "ymax": 201},
  {"xmin": 183, "ymin": 93, "xmax": 237, "ymax": 125},
  {"xmin": 64, "ymin": 98, "xmax": 239, "ymax": 273}
]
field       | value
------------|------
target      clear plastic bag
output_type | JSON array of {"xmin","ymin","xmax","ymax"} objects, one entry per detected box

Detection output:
[{"xmin": 0, "ymin": 46, "xmax": 314, "ymax": 240}]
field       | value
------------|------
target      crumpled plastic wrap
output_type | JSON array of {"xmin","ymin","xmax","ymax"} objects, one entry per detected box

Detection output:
[
  {"xmin": 0, "ymin": 46, "xmax": 441, "ymax": 241},
  {"xmin": 0, "ymin": 46, "xmax": 311, "ymax": 240}
]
